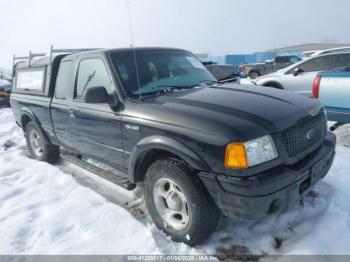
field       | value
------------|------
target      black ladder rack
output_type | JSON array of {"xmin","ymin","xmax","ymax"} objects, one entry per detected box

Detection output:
[{"xmin": 12, "ymin": 45, "xmax": 102, "ymax": 76}]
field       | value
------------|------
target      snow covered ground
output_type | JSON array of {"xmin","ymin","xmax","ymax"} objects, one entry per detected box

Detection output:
[
  {"xmin": 239, "ymin": 77, "xmax": 254, "ymax": 85},
  {"xmin": 1, "ymin": 107, "xmax": 350, "ymax": 256}
]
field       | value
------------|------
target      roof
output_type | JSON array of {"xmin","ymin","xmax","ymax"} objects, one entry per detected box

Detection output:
[
  {"xmin": 62, "ymin": 47, "xmax": 188, "ymax": 59},
  {"xmin": 267, "ymin": 43, "xmax": 350, "ymax": 52},
  {"xmin": 14, "ymin": 47, "xmax": 187, "ymax": 70}
]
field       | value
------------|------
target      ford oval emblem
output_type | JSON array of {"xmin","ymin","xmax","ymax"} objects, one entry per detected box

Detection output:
[{"xmin": 306, "ymin": 129, "xmax": 315, "ymax": 140}]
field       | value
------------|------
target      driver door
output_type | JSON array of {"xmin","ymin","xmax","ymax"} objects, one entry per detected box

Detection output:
[{"xmin": 68, "ymin": 57, "xmax": 126, "ymax": 171}]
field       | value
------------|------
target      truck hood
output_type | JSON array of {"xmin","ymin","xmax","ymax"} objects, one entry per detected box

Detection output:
[{"xmin": 132, "ymin": 84, "xmax": 323, "ymax": 142}]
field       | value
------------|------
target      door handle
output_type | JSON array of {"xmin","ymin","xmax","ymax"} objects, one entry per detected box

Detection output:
[{"xmin": 68, "ymin": 109, "xmax": 76, "ymax": 118}]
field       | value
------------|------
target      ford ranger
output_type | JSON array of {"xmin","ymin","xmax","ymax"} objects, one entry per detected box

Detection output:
[{"xmin": 10, "ymin": 47, "xmax": 335, "ymax": 245}]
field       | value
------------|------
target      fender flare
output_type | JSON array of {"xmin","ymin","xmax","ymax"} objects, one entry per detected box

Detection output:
[
  {"xmin": 19, "ymin": 108, "xmax": 51, "ymax": 144},
  {"xmin": 128, "ymin": 135, "xmax": 210, "ymax": 182}
]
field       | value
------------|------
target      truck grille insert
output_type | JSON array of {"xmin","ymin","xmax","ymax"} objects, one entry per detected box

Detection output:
[{"xmin": 280, "ymin": 114, "xmax": 325, "ymax": 159}]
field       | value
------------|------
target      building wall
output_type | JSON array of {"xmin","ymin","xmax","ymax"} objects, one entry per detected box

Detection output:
[
  {"xmin": 200, "ymin": 55, "xmax": 227, "ymax": 64},
  {"xmin": 203, "ymin": 52, "xmax": 277, "ymax": 66}
]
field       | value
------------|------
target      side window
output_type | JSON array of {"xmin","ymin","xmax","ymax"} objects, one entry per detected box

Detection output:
[
  {"xmin": 55, "ymin": 60, "xmax": 73, "ymax": 99},
  {"xmin": 298, "ymin": 56, "xmax": 335, "ymax": 73},
  {"xmin": 275, "ymin": 57, "xmax": 288, "ymax": 64},
  {"xmin": 15, "ymin": 68, "xmax": 46, "ymax": 92},
  {"xmin": 290, "ymin": 56, "xmax": 300, "ymax": 64},
  {"xmin": 75, "ymin": 58, "xmax": 112, "ymax": 99},
  {"xmin": 334, "ymin": 54, "xmax": 350, "ymax": 69}
]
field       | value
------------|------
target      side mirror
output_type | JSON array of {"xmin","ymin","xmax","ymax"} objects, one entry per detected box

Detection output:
[
  {"xmin": 293, "ymin": 67, "xmax": 303, "ymax": 76},
  {"xmin": 83, "ymin": 86, "xmax": 109, "ymax": 103}
]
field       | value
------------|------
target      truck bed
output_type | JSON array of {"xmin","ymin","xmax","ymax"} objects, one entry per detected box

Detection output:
[{"xmin": 318, "ymin": 70, "xmax": 350, "ymax": 123}]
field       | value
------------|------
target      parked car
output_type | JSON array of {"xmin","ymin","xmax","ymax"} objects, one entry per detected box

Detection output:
[
  {"xmin": 239, "ymin": 55, "xmax": 301, "ymax": 79},
  {"xmin": 254, "ymin": 52, "xmax": 350, "ymax": 97},
  {"xmin": 11, "ymin": 47, "xmax": 335, "ymax": 245},
  {"xmin": 312, "ymin": 46, "xmax": 350, "ymax": 57},
  {"xmin": 0, "ymin": 80, "xmax": 12, "ymax": 108},
  {"xmin": 313, "ymin": 67, "xmax": 350, "ymax": 129},
  {"xmin": 0, "ymin": 71, "xmax": 11, "ymax": 81}
]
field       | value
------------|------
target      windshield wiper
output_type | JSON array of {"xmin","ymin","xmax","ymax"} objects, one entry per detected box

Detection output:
[
  {"xmin": 199, "ymin": 80, "xmax": 220, "ymax": 86},
  {"xmin": 151, "ymin": 85, "xmax": 197, "ymax": 92}
]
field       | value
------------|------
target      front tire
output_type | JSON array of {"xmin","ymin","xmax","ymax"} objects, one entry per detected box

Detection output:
[
  {"xmin": 248, "ymin": 71, "xmax": 260, "ymax": 79},
  {"xmin": 144, "ymin": 158, "xmax": 220, "ymax": 246},
  {"xmin": 25, "ymin": 122, "xmax": 60, "ymax": 163}
]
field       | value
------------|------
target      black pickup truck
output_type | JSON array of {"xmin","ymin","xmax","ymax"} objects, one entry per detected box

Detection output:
[{"xmin": 10, "ymin": 47, "xmax": 336, "ymax": 245}]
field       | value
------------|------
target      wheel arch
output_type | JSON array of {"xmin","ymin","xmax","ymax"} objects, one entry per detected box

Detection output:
[
  {"xmin": 128, "ymin": 136, "xmax": 210, "ymax": 183},
  {"xmin": 262, "ymin": 81, "xmax": 284, "ymax": 89},
  {"xmin": 248, "ymin": 69, "xmax": 261, "ymax": 78},
  {"xmin": 20, "ymin": 108, "xmax": 51, "ymax": 144}
]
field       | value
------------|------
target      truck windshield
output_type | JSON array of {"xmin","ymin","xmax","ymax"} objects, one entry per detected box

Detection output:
[{"xmin": 110, "ymin": 49, "xmax": 216, "ymax": 97}]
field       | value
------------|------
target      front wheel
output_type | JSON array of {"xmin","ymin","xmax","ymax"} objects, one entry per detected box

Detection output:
[
  {"xmin": 248, "ymin": 71, "xmax": 260, "ymax": 79},
  {"xmin": 25, "ymin": 122, "xmax": 60, "ymax": 163},
  {"xmin": 144, "ymin": 158, "xmax": 220, "ymax": 246}
]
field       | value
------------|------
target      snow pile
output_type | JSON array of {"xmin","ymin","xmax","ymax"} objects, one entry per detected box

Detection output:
[
  {"xmin": 239, "ymin": 78, "xmax": 254, "ymax": 85},
  {"xmin": 0, "ymin": 108, "xmax": 350, "ymax": 255},
  {"xmin": 0, "ymin": 109, "xmax": 200, "ymax": 255}
]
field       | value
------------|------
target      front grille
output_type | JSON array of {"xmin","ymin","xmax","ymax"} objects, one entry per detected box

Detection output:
[{"xmin": 280, "ymin": 113, "xmax": 326, "ymax": 159}]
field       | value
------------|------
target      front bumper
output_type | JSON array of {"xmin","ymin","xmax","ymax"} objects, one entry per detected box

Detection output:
[{"xmin": 199, "ymin": 132, "xmax": 336, "ymax": 220}]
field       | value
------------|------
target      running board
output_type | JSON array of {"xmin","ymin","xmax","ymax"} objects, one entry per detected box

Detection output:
[{"xmin": 61, "ymin": 151, "xmax": 136, "ymax": 191}]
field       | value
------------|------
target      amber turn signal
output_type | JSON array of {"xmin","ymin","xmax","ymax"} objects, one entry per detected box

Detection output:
[{"xmin": 224, "ymin": 143, "xmax": 248, "ymax": 169}]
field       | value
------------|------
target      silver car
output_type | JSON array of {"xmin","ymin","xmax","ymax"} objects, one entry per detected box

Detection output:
[{"xmin": 254, "ymin": 52, "xmax": 350, "ymax": 97}]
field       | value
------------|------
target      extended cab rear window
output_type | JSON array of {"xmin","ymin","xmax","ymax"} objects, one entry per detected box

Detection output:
[
  {"xmin": 55, "ymin": 60, "xmax": 73, "ymax": 99},
  {"xmin": 15, "ymin": 67, "xmax": 46, "ymax": 93}
]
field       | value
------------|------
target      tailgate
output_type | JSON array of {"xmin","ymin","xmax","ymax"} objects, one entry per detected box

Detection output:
[{"xmin": 319, "ymin": 72, "xmax": 350, "ymax": 111}]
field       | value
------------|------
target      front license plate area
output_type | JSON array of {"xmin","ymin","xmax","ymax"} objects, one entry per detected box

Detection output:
[
  {"xmin": 299, "ymin": 153, "xmax": 332, "ymax": 195},
  {"xmin": 312, "ymin": 155, "xmax": 331, "ymax": 181}
]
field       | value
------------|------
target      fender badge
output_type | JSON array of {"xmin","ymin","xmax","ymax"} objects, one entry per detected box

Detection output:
[
  {"xmin": 125, "ymin": 124, "xmax": 139, "ymax": 131},
  {"xmin": 306, "ymin": 129, "xmax": 315, "ymax": 140}
]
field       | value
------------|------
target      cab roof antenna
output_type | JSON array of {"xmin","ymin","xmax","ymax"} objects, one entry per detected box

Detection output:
[{"xmin": 126, "ymin": 0, "xmax": 142, "ymax": 101}]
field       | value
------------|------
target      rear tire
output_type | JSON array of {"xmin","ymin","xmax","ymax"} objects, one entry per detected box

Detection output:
[
  {"xmin": 144, "ymin": 158, "xmax": 220, "ymax": 246},
  {"xmin": 25, "ymin": 122, "xmax": 60, "ymax": 163}
]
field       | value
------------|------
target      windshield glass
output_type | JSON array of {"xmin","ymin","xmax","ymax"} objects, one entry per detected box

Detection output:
[
  {"xmin": 277, "ymin": 58, "xmax": 309, "ymax": 73},
  {"xmin": 110, "ymin": 49, "xmax": 216, "ymax": 97}
]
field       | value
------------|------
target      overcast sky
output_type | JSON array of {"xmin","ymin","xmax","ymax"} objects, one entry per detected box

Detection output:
[{"xmin": 1, "ymin": 0, "xmax": 350, "ymax": 68}]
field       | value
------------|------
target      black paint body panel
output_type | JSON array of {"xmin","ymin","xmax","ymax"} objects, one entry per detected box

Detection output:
[{"xmin": 10, "ymin": 47, "xmax": 336, "ymax": 220}]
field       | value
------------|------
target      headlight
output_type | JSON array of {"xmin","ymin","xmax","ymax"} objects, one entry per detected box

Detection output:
[{"xmin": 225, "ymin": 135, "xmax": 278, "ymax": 169}]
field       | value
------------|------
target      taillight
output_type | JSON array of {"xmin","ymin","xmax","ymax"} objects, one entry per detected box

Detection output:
[{"xmin": 312, "ymin": 75, "xmax": 321, "ymax": 98}]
